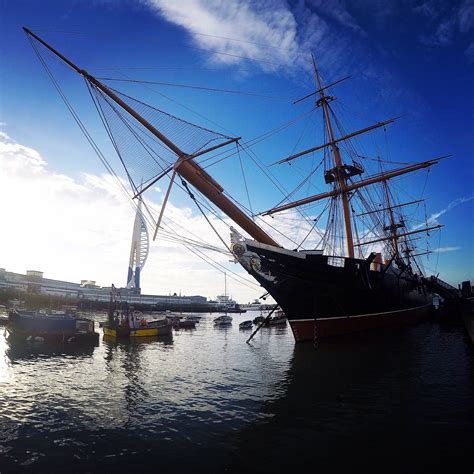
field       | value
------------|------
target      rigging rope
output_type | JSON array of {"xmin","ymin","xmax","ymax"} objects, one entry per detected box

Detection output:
[
  {"xmin": 296, "ymin": 199, "xmax": 330, "ymax": 250},
  {"xmin": 238, "ymin": 144, "xmax": 331, "ymax": 251},
  {"xmin": 273, "ymin": 156, "xmax": 325, "ymax": 208},
  {"xmin": 199, "ymin": 108, "xmax": 316, "ymax": 170},
  {"xmin": 236, "ymin": 144, "xmax": 254, "ymax": 217},
  {"xmin": 99, "ymin": 77, "xmax": 291, "ymax": 100},
  {"xmin": 107, "ymin": 86, "xmax": 233, "ymax": 140},
  {"xmin": 27, "ymin": 35, "xmax": 135, "ymax": 205},
  {"xmin": 180, "ymin": 179, "xmax": 231, "ymax": 253}
]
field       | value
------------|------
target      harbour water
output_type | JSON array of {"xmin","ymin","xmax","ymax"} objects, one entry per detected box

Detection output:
[{"xmin": 1, "ymin": 311, "xmax": 473, "ymax": 473}]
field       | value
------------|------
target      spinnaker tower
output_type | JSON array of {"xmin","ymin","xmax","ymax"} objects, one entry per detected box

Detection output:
[{"xmin": 126, "ymin": 198, "xmax": 149, "ymax": 292}]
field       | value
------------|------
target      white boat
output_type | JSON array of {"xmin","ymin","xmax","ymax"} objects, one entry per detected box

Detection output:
[
  {"xmin": 268, "ymin": 310, "xmax": 287, "ymax": 326},
  {"xmin": 214, "ymin": 314, "xmax": 232, "ymax": 326},
  {"xmin": 239, "ymin": 320, "xmax": 253, "ymax": 330},
  {"xmin": 185, "ymin": 315, "xmax": 202, "ymax": 322}
]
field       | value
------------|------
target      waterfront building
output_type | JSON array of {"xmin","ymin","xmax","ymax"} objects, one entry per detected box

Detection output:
[{"xmin": 0, "ymin": 267, "xmax": 207, "ymax": 307}]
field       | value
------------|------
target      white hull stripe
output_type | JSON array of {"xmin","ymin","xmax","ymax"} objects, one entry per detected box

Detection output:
[{"xmin": 288, "ymin": 304, "xmax": 431, "ymax": 323}]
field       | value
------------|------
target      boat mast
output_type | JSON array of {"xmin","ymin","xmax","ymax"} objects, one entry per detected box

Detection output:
[
  {"xmin": 353, "ymin": 224, "xmax": 443, "ymax": 247},
  {"xmin": 23, "ymin": 27, "xmax": 279, "ymax": 248},
  {"xmin": 355, "ymin": 198, "xmax": 424, "ymax": 217},
  {"xmin": 312, "ymin": 56, "xmax": 355, "ymax": 258},
  {"xmin": 382, "ymin": 179, "xmax": 400, "ymax": 256}
]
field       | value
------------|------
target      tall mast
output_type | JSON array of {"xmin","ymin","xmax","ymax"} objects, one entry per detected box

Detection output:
[
  {"xmin": 312, "ymin": 56, "xmax": 355, "ymax": 258},
  {"xmin": 382, "ymin": 179, "xmax": 400, "ymax": 256},
  {"xmin": 24, "ymin": 27, "xmax": 279, "ymax": 248}
]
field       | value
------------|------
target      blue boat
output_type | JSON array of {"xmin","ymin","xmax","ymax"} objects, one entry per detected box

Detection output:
[{"xmin": 7, "ymin": 309, "xmax": 99, "ymax": 344}]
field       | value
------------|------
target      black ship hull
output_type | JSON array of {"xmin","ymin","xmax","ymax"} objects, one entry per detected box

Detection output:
[{"xmin": 232, "ymin": 237, "xmax": 433, "ymax": 342}]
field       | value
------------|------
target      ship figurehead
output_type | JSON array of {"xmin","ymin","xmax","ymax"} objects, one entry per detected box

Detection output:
[{"xmin": 230, "ymin": 228, "xmax": 268, "ymax": 279}]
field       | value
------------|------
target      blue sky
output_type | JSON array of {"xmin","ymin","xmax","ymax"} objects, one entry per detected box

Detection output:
[{"xmin": 0, "ymin": 0, "xmax": 473, "ymax": 299}]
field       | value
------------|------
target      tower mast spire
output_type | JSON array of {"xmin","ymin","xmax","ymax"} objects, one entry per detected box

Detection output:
[
  {"xmin": 127, "ymin": 197, "xmax": 149, "ymax": 291},
  {"xmin": 311, "ymin": 55, "xmax": 355, "ymax": 257}
]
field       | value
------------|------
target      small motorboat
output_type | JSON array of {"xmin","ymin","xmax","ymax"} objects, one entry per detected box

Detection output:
[
  {"xmin": 239, "ymin": 320, "xmax": 253, "ymax": 330},
  {"xmin": 253, "ymin": 316, "xmax": 265, "ymax": 324},
  {"xmin": 268, "ymin": 311, "xmax": 287, "ymax": 326},
  {"xmin": 168, "ymin": 316, "xmax": 182, "ymax": 328},
  {"xmin": 143, "ymin": 318, "xmax": 173, "ymax": 335},
  {"xmin": 214, "ymin": 314, "xmax": 232, "ymax": 326},
  {"xmin": 174, "ymin": 319, "xmax": 196, "ymax": 329},
  {"xmin": 185, "ymin": 315, "xmax": 201, "ymax": 322}
]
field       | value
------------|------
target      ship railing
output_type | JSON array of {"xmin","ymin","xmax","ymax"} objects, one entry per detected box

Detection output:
[{"xmin": 327, "ymin": 256, "xmax": 345, "ymax": 267}]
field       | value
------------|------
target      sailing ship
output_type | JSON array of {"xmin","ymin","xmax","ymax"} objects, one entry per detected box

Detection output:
[{"xmin": 24, "ymin": 28, "xmax": 449, "ymax": 342}]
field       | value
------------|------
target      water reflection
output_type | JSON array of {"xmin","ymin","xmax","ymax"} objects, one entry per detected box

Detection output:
[
  {"xmin": 102, "ymin": 335, "xmax": 174, "ymax": 428},
  {"xmin": 5, "ymin": 335, "xmax": 97, "ymax": 362},
  {"xmin": 227, "ymin": 323, "xmax": 474, "ymax": 473}
]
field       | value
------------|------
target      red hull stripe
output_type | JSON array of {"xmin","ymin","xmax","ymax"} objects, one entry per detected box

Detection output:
[{"xmin": 288, "ymin": 304, "xmax": 431, "ymax": 342}]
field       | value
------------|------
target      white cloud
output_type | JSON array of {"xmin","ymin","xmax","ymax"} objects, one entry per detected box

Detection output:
[
  {"xmin": 458, "ymin": 0, "xmax": 474, "ymax": 33},
  {"xmin": 143, "ymin": 0, "xmax": 356, "ymax": 76},
  {"xmin": 420, "ymin": 17, "xmax": 456, "ymax": 45},
  {"xmin": 414, "ymin": 1, "xmax": 438, "ymax": 19},
  {"xmin": 433, "ymin": 246, "xmax": 461, "ymax": 253},
  {"xmin": 417, "ymin": 0, "xmax": 474, "ymax": 46},
  {"xmin": 308, "ymin": 0, "xmax": 363, "ymax": 33},
  {"xmin": 145, "ymin": 0, "xmax": 300, "ymax": 70},
  {"xmin": 0, "ymin": 138, "xmax": 47, "ymax": 170},
  {"xmin": 423, "ymin": 195, "xmax": 474, "ymax": 226},
  {"xmin": 0, "ymin": 131, "xmax": 269, "ymax": 303},
  {"xmin": 466, "ymin": 41, "xmax": 474, "ymax": 61}
]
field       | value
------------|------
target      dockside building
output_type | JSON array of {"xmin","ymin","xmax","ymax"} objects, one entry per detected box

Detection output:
[{"xmin": 0, "ymin": 268, "xmax": 208, "ymax": 307}]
